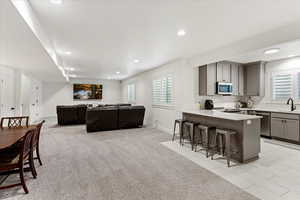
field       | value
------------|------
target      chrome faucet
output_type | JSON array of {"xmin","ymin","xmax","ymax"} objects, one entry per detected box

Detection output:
[{"xmin": 287, "ymin": 98, "xmax": 296, "ymax": 111}]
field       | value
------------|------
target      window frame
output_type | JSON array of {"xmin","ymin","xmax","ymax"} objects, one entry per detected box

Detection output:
[
  {"xmin": 270, "ymin": 70, "xmax": 300, "ymax": 103},
  {"xmin": 271, "ymin": 73, "xmax": 293, "ymax": 101},
  {"xmin": 152, "ymin": 74, "xmax": 174, "ymax": 107},
  {"xmin": 127, "ymin": 83, "xmax": 136, "ymax": 104}
]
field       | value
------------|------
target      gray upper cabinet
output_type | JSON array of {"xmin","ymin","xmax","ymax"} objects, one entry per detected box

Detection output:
[
  {"xmin": 244, "ymin": 61, "xmax": 265, "ymax": 96},
  {"xmin": 199, "ymin": 63, "xmax": 216, "ymax": 96},
  {"xmin": 230, "ymin": 62, "xmax": 244, "ymax": 96},
  {"xmin": 238, "ymin": 64, "xmax": 244, "ymax": 96},
  {"xmin": 216, "ymin": 61, "xmax": 231, "ymax": 82},
  {"xmin": 199, "ymin": 61, "xmax": 244, "ymax": 96},
  {"xmin": 223, "ymin": 62, "xmax": 231, "ymax": 82},
  {"xmin": 230, "ymin": 63, "xmax": 239, "ymax": 96}
]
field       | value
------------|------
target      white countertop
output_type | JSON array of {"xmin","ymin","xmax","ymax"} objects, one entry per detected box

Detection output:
[
  {"xmin": 182, "ymin": 110, "xmax": 262, "ymax": 121},
  {"xmin": 240, "ymin": 108, "xmax": 300, "ymax": 114}
]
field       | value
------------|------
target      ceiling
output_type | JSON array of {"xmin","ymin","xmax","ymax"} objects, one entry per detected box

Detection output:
[
  {"xmin": 230, "ymin": 39, "xmax": 300, "ymax": 63},
  {"xmin": 5, "ymin": 0, "xmax": 300, "ymax": 81},
  {"xmin": 0, "ymin": 0, "xmax": 65, "ymax": 82}
]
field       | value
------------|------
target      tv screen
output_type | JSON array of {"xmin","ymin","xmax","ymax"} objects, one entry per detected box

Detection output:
[{"xmin": 73, "ymin": 84, "xmax": 103, "ymax": 100}]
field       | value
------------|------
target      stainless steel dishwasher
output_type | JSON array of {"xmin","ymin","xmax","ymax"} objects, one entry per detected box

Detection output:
[{"xmin": 252, "ymin": 111, "xmax": 271, "ymax": 137}]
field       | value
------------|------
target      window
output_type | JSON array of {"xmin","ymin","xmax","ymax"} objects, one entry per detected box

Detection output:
[
  {"xmin": 127, "ymin": 83, "xmax": 135, "ymax": 103},
  {"xmin": 152, "ymin": 75, "xmax": 173, "ymax": 105},
  {"xmin": 272, "ymin": 73, "xmax": 293, "ymax": 100}
]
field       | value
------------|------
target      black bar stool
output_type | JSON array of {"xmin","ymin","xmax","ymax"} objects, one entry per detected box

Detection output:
[
  {"xmin": 181, "ymin": 121, "xmax": 197, "ymax": 150},
  {"xmin": 172, "ymin": 119, "xmax": 184, "ymax": 141},
  {"xmin": 194, "ymin": 125, "xmax": 216, "ymax": 157},
  {"xmin": 212, "ymin": 128, "xmax": 238, "ymax": 167}
]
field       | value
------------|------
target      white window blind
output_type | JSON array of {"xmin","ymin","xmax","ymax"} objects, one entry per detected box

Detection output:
[
  {"xmin": 272, "ymin": 74, "xmax": 293, "ymax": 100},
  {"xmin": 127, "ymin": 84, "xmax": 135, "ymax": 103},
  {"xmin": 152, "ymin": 75, "xmax": 173, "ymax": 105}
]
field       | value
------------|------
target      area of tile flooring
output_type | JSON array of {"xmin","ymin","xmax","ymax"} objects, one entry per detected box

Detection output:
[{"xmin": 162, "ymin": 138, "xmax": 300, "ymax": 200}]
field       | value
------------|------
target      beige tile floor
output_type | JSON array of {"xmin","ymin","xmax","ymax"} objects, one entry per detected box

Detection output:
[{"xmin": 162, "ymin": 138, "xmax": 300, "ymax": 200}]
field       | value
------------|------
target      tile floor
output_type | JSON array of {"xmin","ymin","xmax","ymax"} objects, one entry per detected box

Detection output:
[{"xmin": 162, "ymin": 138, "xmax": 300, "ymax": 200}]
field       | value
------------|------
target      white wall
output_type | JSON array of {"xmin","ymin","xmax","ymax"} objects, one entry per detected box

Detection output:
[
  {"xmin": 253, "ymin": 56, "xmax": 300, "ymax": 110},
  {"xmin": 0, "ymin": 64, "xmax": 42, "ymax": 122},
  {"xmin": 42, "ymin": 79, "xmax": 121, "ymax": 117},
  {"xmin": 0, "ymin": 64, "xmax": 16, "ymax": 117},
  {"xmin": 121, "ymin": 59, "xmax": 240, "ymax": 133}
]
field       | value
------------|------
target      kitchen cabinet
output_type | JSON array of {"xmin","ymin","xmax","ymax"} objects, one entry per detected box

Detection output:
[
  {"xmin": 199, "ymin": 61, "xmax": 244, "ymax": 96},
  {"xmin": 244, "ymin": 61, "xmax": 265, "ymax": 96},
  {"xmin": 271, "ymin": 118, "xmax": 284, "ymax": 138},
  {"xmin": 230, "ymin": 62, "xmax": 244, "ymax": 96},
  {"xmin": 238, "ymin": 64, "xmax": 244, "ymax": 96},
  {"xmin": 230, "ymin": 63, "xmax": 239, "ymax": 96},
  {"xmin": 198, "ymin": 63, "xmax": 217, "ymax": 96},
  {"xmin": 271, "ymin": 113, "xmax": 300, "ymax": 142},
  {"xmin": 285, "ymin": 119, "xmax": 300, "ymax": 141},
  {"xmin": 216, "ymin": 61, "xmax": 231, "ymax": 82}
]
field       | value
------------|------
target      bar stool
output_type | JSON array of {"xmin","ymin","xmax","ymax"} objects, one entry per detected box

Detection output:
[
  {"xmin": 172, "ymin": 119, "xmax": 184, "ymax": 141},
  {"xmin": 213, "ymin": 128, "xmax": 238, "ymax": 167},
  {"xmin": 194, "ymin": 125, "xmax": 216, "ymax": 158},
  {"xmin": 181, "ymin": 121, "xmax": 197, "ymax": 150}
]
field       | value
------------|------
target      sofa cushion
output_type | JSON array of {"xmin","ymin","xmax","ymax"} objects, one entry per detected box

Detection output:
[
  {"xmin": 56, "ymin": 105, "xmax": 87, "ymax": 125},
  {"xmin": 86, "ymin": 107, "xmax": 119, "ymax": 132},
  {"xmin": 57, "ymin": 106, "xmax": 78, "ymax": 125},
  {"xmin": 118, "ymin": 106, "xmax": 145, "ymax": 129}
]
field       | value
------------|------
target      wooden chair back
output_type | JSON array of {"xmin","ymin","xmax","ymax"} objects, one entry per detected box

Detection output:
[
  {"xmin": 19, "ymin": 129, "xmax": 35, "ymax": 163},
  {"xmin": 0, "ymin": 116, "xmax": 29, "ymax": 128},
  {"xmin": 32, "ymin": 120, "xmax": 45, "ymax": 148}
]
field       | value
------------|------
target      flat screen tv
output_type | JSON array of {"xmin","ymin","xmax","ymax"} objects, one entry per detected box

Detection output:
[{"xmin": 73, "ymin": 84, "xmax": 103, "ymax": 100}]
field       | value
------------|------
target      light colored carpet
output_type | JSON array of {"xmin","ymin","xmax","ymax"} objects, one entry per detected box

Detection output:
[{"xmin": 0, "ymin": 121, "xmax": 259, "ymax": 200}]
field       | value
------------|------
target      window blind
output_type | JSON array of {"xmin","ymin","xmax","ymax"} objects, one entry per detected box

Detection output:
[
  {"xmin": 127, "ymin": 84, "xmax": 135, "ymax": 103},
  {"xmin": 272, "ymin": 74, "xmax": 293, "ymax": 100},
  {"xmin": 152, "ymin": 75, "xmax": 173, "ymax": 105}
]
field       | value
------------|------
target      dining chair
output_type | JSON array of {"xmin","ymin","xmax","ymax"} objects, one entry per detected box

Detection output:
[
  {"xmin": 0, "ymin": 129, "xmax": 36, "ymax": 194},
  {"xmin": 26, "ymin": 120, "xmax": 45, "ymax": 178},
  {"xmin": 0, "ymin": 116, "xmax": 29, "ymax": 128},
  {"xmin": 32, "ymin": 120, "xmax": 45, "ymax": 167}
]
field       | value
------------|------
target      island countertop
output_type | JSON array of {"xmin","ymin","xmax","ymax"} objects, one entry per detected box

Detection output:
[
  {"xmin": 182, "ymin": 109, "xmax": 262, "ymax": 121},
  {"xmin": 182, "ymin": 110, "xmax": 262, "ymax": 163}
]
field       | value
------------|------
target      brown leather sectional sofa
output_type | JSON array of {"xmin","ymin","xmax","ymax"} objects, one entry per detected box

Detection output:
[
  {"xmin": 56, "ymin": 104, "xmax": 145, "ymax": 132},
  {"xmin": 56, "ymin": 105, "xmax": 87, "ymax": 125}
]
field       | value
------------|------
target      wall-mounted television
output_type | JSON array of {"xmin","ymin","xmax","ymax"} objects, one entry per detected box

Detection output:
[{"xmin": 73, "ymin": 84, "xmax": 103, "ymax": 100}]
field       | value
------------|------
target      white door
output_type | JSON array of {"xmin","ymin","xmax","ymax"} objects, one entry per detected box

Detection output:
[
  {"xmin": 29, "ymin": 80, "xmax": 41, "ymax": 123},
  {"xmin": 0, "ymin": 76, "xmax": 15, "ymax": 117}
]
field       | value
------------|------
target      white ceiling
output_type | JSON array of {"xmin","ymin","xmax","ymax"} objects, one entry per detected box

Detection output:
[
  {"xmin": 0, "ymin": 0, "xmax": 65, "ymax": 82},
  {"xmin": 229, "ymin": 39, "xmax": 300, "ymax": 63},
  {"xmin": 7, "ymin": 0, "xmax": 300, "ymax": 81}
]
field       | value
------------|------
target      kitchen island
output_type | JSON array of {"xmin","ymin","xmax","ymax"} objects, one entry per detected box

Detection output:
[{"xmin": 182, "ymin": 110, "xmax": 262, "ymax": 163}]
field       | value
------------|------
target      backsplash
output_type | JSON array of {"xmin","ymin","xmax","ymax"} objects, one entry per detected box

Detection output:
[{"xmin": 196, "ymin": 95, "xmax": 242, "ymax": 109}]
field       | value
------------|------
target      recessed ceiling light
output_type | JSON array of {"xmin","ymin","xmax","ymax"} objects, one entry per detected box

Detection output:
[
  {"xmin": 177, "ymin": 29, "xmax": 186, "ymax": 37},
  {"xmin": 133, "ymin": 59, "xmax": 140, "ymax": 63},
  {"xmin": 288, "ymin": 54, "xmax": 296, "ymax": 58},
  {"xmin": 68, "ymin": 74, "xmax": 77, "ymax": 78},
  {"xmin": 50, "ymin": 0, "xmax": 62, "ymax": 5},
  {"xmin": 65, "ymin": 51, "xmax": 72, "ymax": 55},
  {"xmin": 264, "ymin": 48, "xmax": 280, "ymax": 55},
  {"xmin": 116, "ymin": 71, "xmax": 121, "ymax": 74}
]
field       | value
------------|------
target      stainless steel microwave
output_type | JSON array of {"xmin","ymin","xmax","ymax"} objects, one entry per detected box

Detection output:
[{"xmin": 216, "ymin": 82, "xmax": 233, "ymax": 95}]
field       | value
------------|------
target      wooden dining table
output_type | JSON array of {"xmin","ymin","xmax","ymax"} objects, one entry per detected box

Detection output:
[{"xmin": 0, "ymin": 125, "xmax": 37, "ymax": 150}]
